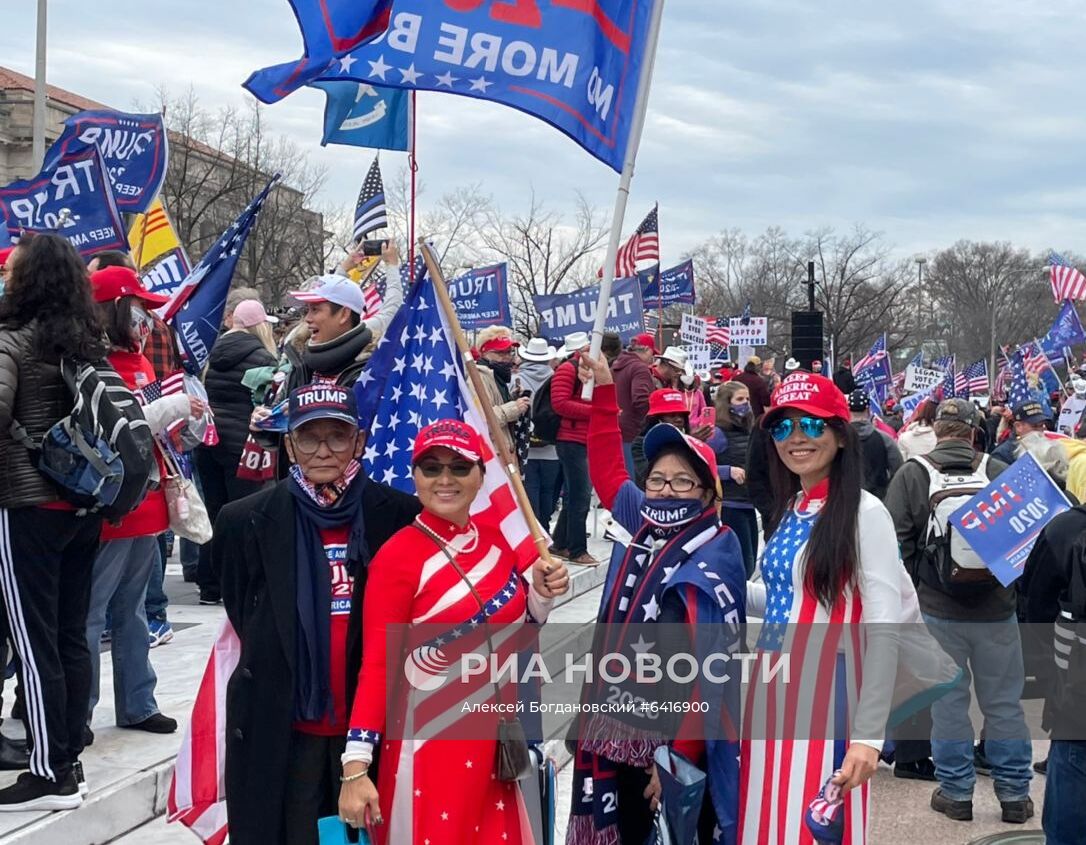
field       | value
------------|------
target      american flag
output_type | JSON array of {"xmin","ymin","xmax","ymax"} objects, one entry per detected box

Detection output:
[
  {"xmin": 361, "ymin": 283, "xmax": 382, "ymax": 321},
  {"xmin": 601, "ymin": 205, "xmax": 659, "ymax": 279},
  {"xmin": 963, "ymin": 359, "xmax": 989, "ymax": 394},
  {"xmin": 137, "ymin": 370, "xmax": 186, "ymax": 436},
  {"xmin": 953, "ymin": 368, "xmax": 969, "ymax": 398},
  {"xmin": 1048, "ymin": 252, "xmax": 1086, "ymax": 302},
  {"xmin": 354, "ymin": 266, "xmax": 538, "ymax": 565},
  {"xmin": 1023, "ymin": 341, "xmax": 1051, "ymax": 382},
  {"xmin": 1008, "ymin": 348, "xmax": 1054, "ymax": 418},
  {"xmin": 704, "ymin": 316, "xmax": 731, "ymax": 347},
  {"xmin": 852, "ymin": 334, "xmax": 891, "ymax": 386},
  {"xmin": 353, "ymin": 156, "xmax": 388, "ymax": 241}
]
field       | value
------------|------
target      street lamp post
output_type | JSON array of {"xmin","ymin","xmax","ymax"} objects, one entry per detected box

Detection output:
[
  {"xmin": 32, "ymin": 0, "xmax": 48, "ymax": 167},
  {"xmin": 915, "ymin": 256, "xmax": 927, "ymax": 357}
]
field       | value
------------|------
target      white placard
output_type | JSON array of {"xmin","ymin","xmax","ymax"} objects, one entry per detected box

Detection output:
[
  {"xmin": 729, "ymin": 317, "xmax": 768, "ymax": 345},
  {"xmin": 905, "ymin": 365, "xmax": 944, "ymax": 392},
  {"xmin": 737, "ymin": 345, "xmax": 756, "ymax": 368},
  {"xmin": 1058, "ymin": 394, "xmax": 1086, "ymax": 435},
  {"xmin": 680, "ymin": 312, "xmax": 706, "ymax": 345},
  {"xmin": 683, "ymin": 344, "xmax": 712, "ymax": 376}
]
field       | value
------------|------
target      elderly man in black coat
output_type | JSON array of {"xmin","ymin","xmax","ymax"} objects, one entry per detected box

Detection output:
[{"xmin": 215, "ymin": 385, "xmax": 420, "ymax": 844}]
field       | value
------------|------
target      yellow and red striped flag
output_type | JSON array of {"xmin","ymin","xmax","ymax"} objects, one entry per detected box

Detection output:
[{"xmin": 128, "ymin": 199, "xmax": 183, "ymax": 269}]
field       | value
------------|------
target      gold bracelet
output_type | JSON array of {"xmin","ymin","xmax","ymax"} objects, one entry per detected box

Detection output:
[{"xmin": 340, "ymin": 769, "xmax": 369, "ymax": 783}]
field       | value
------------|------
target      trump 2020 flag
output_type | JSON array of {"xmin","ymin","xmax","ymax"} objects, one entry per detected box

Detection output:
[
  {"xmin": 354, "ymin": 267, "xmax": 538, "ymax": 569},
  {"xmin": 43, "ymin": 110, "xmax": 169, "ymax": 213},
  {"xmin": 318, "ymin": 0, "xmax": 659, "ymax": 172},
  {"xmin": 163, "ymin": 176, "xmax": 278, "ymax": 373},
  {"xmin": 0, "ymin": 146, "xmax": 128, "ymax": 256},
  {"xmin": 244, "ymin": 0, "xmax": 393, "ymax": 104},
  {"xmin": 1041, "ymin": 299, "xmax": 1086, "ymax": 364},
  {"xmin": 311, "ymin": 80, "xmax": 409, "ymax": 150}
]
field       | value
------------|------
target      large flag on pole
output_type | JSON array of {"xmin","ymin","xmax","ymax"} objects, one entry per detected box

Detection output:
[
  {"xmin": 311, "ymin": 80, "xmax": 410, "ymax": 150},
  {"xmin": 162, "ymin": 175, "xmax": 279, "ymax": 372},
  {"xmin": 1009, "ymin": 348, "xmax": 1054, "ymax": 418},
  {"xmin": 315, "ymin": 0, "xmax": 662, "ymax": 172},
  {"xmin": 354, "ymin": 270, "xmax": 538, "ymax": 570},
  {"xmin": 353, "ymin": 156, "xmax": 388, "ymax": 241},
  {"xmin": 243, "ymin": 0, "xmax": 393, "ymax": 104},
  {"xmin": 1041, "ymin": 299, "xmax": 1086, "ymax": 364},
  {"xmin": 852, "ymin": 334, "xmax": 891, "ymax": 387},
  {"xmin": 128, "ymin": 198, "xmax": 186, "ymax": 270},
  {"xmin": 1048, "ymin": 252, "xmax": 1086, "ymax": 302},
  {"xmin": 963, "ymin": 359, "xmax": 989, "ymax": 395}
]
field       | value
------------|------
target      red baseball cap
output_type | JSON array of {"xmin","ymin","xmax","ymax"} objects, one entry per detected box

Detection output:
[
  {"xmin": 761, "ymin": 372, "xmax": 850, "ymax": 428},
  {"xmin": 643, "ymin": 423, "xmax": 719, "ymax": 482},
  {"xmin": 0, "ymin": 247, "xmax": 13, "ymax": 268},
  {"xmin": 478, "ymin": 336, "xmax": 518, "ymax": 354},
  {"xmin": 412, "ymin": 419, "xmax": 485, "ymax": 464},
  {"xmin": 647, "ymin": 389, "xmax": 688, "ymax": 418},
  {"xmin": 631, "ymin": 332, "xmax": 658, "ymax": 354},
  {"xmin": 90, "ymin": 265, "xmax": 169, "ymax": 306}
]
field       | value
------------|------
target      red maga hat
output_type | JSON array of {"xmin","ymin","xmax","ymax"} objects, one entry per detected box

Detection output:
[
  {"xmin": 647, "ymin": 389, "xmax": 688, "ymax": 418},
  {"xmin": 90, "ymin": 265, "xmax": 169, "ymax": 306},
  {"xmin": 412, "ymin": 419, "xmax": 485, "ymax": 464},
  {"xmin": 761, "ymin": 372, "xmax": 850, "ymax": 428},
  {"xmin": 478, "ymin": 336, "xmax": 519, "ymax": 354}
]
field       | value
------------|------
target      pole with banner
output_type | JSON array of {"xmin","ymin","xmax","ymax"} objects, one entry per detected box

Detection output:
[
  {"xmin": 408, "ymin": 91, "xmax": 418, "ymax": 276},
  {"xmin": 581, "ymin": 0, "xmax": 667, "ymax": 400},
  {"xmin": 419, "ymin": 240, "xmax": 555, "ymax": 570}
]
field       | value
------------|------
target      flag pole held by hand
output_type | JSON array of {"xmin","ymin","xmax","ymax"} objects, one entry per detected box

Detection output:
[{"xmin": 418, "ymin": 239, "xmax": 555, "ymax": 571}]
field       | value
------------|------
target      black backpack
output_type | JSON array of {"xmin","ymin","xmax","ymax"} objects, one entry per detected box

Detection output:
[
  {"xmin": 1051, "ymin": 530, "xmax": 1086, "ymax": 738},
  {"xmin": 13, "ymin": 359, "xmax": 155, "ymax": 519},
  {"xmin": 529, "ymin": 373, "xmax": 561, "ymax": 447}
]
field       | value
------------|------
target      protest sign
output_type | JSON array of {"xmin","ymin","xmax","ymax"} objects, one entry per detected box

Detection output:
[
  {"xmin": 905, "ymin": 365, "xmax": 943, "ymax": 392},
  {"xmin": 44, "ymin": 110, "xmax": 168, "ymax": 213},
  {"xmin": 639, "ymin": 259, "xmax": 695, "ymax": 307},
  {"xmin": 951, "ymin": 452, "xmax": 1072, "ymax": 587},
  {"xmin": 683, "ymin": 344, "xmax": 712, "ymax": 376},
  {"xmin": 679, "ymin": 312, "xmax": 707, "ymax": 345},
  {"xmin": 533, "ymin": 276, "xmax": 644, "ymax": 344},
  {"xmin": 447, "ymin": 262, "xmax": 510, "ymax": 330},
  {"xmin": 315, "ymin": 0, "xmax": 659, "ymax": 171},
  {"xmin": 1057, "ymin": 393, "xmax": 1086, "ymax": 436},
  {"xmin": 729, "ymin": 317, "xmax": 768, "ymax": 346},
  {"xmin": 0, "ymin": 147, "xmax": 127, "ymax": 256},
  {"xmin": 737, "ymin": 346, "xmax": 756, "ymax": 368}
]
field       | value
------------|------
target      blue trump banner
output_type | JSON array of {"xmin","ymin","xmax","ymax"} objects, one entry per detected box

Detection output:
[
  {"xmin": 141, "ymin": 248, "xmax": 193, "ymax": 298},
  {"xmin": 951, "ymin": 452, "xmax": 1071, "ymax": 587},
  {"xmin": 1041, "ymin": 299, "xmax": 1086, "ymax": 364},
  {"xmin": 639, "ymin": 259, "xmax": 695, "ymax": 307},
  {"xmin": 166, "ymin": 177, "xmax": 278, "ymax": 373},
  {"xmin": 244, "ymin": 0, "xmax": 393, "ymax": 103},
  {"xmin": 43, "ymin": 110, "xmax": 168, "ymax": 213},
  {"xmin": 0, "ymin": 147, "xmax": 127, "ymax": 257},
  {"xmin": 533, "ymin": 275, "xmax": 644, "ymax": 344},
  {"xmin": 447, "ymin": 262, "xmax": 510, "ymax": 330},
  {"xmin": 318, "ymin": 0, "xmax": 657, "ymax": 172},
  {"xmin": 311, "ymin": 80, "xmax": 410, "ymax": 150}
]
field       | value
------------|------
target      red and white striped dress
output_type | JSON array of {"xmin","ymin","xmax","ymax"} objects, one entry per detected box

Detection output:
[
  {"xmin": 739, "ymin": 483, "xmax": 904, "ymax": 845},
  {"xmin": 348, "ymin": 510, "xmax": 548, "ymax": 845}
]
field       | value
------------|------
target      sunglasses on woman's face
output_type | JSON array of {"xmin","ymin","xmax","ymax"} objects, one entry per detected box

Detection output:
[
  {"xmin": 415, "ymin": 460, "xmax": 475, "ymax": 479},
  {"xmin": 768, "ymin": 415, "xmax": 828, "ymax": 442}
]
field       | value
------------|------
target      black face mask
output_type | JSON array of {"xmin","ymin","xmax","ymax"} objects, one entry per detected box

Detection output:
[
  {"xmin": 639, "ymin": 497, "xmax": 705, "ymax": 535},
  {"xmin": 489, "ymin": 360, "xmax": 514, "ymax": 383}
]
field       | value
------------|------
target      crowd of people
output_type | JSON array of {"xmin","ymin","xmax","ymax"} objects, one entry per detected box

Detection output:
[{"xmin": 0, "ymin": 234, "xmax": 1082, "ymax": 845}]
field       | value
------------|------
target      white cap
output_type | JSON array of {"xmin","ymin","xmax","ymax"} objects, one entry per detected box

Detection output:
[
  {"xmin": 561, "ymin": 331, "xmax": 590, "ymax": 357},
  {"xmin": 520, "ymin": 337, "xmax": 556, "ymax": 362},
  {"xmin": 288, "ymin": 275, "xmax": 365, "ymax": 315},
  {"xmin": 655, "ymin": 346, "xmax": 688, "ymax": 369}
]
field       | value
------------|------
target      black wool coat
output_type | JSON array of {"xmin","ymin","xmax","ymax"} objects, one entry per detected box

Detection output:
[{"xmin": 215, "ymin": 477, "xmax": 421, "ymax": 844}]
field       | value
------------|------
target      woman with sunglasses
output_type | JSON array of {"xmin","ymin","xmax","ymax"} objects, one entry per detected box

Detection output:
[
  {"xmin": 739, "ymin": 372, "xmax": 906, "ymax": 845},
  {"xmin": 566, "ymin": 354, "xmax": 746, "ymax": 845},
  {"xmin": 339, "ymin": 419, "xmax": 569, "ymax": 844}
]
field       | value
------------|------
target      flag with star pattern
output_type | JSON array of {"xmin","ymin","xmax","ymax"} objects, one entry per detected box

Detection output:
[
  {"xmin": 354, "ymin": 271, "xmax": 538, "ymax": 569},
  {"xmin": 353, "ymin": 155, "xmax": 388, "ymax": 241}
]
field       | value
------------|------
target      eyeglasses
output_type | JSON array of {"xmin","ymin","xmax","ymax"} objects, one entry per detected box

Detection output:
[
  {"xmin": 768, "ymin": 416, "xmax": 828, "ymax": 442},
  {"xmin": 645, "ymin": 474, "xmax": 701, "ymax": 494},
  {"xmin": 415, "ymin": 460, "xmax": 476, "ymax": 479},
  {"xmin": 290, "ymin": 430, "xmax": 357, "ymax": 455}
]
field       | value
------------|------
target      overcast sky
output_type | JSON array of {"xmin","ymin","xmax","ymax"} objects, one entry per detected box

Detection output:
[{"xmin": 3, "ymin": 0, "xmax": 1086, "ymax": 264}]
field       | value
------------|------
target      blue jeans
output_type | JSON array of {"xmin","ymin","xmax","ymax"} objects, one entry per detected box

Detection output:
[
  {"xmin": 923, "ymin": 613, "xmax": 1032, "ymax": 801},
  {"xmin": 145, "ymin": 535, "xmax": 169, "ymax": 624},
  {"xmin": 1044, "ymin": 740, "xmax": 1086, "ymax": 845},
  {"xmin": 524, "ymin": 459, "xmax": 561, "ymax": 531},
  {"xmin": 553, "ymin": 441, "xmax": 590, "ymax": 557},
  {"xmin": 86, "ymin": 536, "xmax": 161, "ymax": 725}
]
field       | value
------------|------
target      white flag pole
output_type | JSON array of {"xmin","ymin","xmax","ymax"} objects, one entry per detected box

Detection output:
[{"xmin": 581, "ymin": 0, "xmax": 667, "ymax": 400}]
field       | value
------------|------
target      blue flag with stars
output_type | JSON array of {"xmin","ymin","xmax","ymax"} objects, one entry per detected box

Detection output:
[
  {"xmin": 1041, "ymin": 300, "xmax": 1086, "ymax": 364},
  {"xmin": 167, "ymin": 176, "xmax": 278, "ymax": 373}
]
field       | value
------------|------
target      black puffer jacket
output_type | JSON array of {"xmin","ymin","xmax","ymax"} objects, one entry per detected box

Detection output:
[
  {"xmin": 203, "ymin": 331, "xmax": 277, "ymax": 458},
  {"xmin": 0, "ymin": 321, "xmax": 67, "ymax": 507}
]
